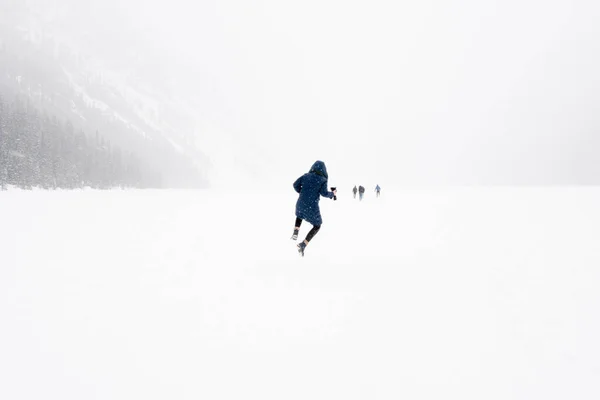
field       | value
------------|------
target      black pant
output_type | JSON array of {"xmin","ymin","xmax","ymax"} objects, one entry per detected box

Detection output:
[{"xmin": 295, "ymin": 217, "xmax": 321, "ymax": 242}]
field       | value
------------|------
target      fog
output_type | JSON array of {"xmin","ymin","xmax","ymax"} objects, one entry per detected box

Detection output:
[
  {"xmin": 4, "ymin": 3, "xmax": 600, "ymax": 398},
  {"xmin": 8, "ymin": 0, "xmax": 600, "ymax": 186}
]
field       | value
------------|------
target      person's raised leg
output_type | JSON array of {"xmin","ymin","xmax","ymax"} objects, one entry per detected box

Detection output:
[{"xmin": 291, "ymin": 217, "xmax": 302, "ymax": 240}]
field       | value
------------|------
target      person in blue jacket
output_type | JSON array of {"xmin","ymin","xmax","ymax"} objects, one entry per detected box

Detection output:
[{"xmin": 291, "ymin": 160, "xmax": 337, "ymax": 256}]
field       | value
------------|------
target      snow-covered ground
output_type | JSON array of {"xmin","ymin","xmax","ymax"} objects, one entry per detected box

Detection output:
[{"xmin": 2, "ymin": 187, "xmax": 600, "ymax": 400}]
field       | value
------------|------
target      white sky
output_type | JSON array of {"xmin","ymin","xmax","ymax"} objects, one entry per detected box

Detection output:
[{"xmin": 25, "ymin": 0, "xmax": 600, "ymax": 186}]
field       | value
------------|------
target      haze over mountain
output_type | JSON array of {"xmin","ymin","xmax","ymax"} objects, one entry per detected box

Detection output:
[
  {"xmin": 2, "ymin": 0, "xmax": 600, "ymax": 187},
  {"xmin": 3, "ymin": 3, "xmax": 600, "ymax": 398},
  {"xmin": 0, "ymin": 0, "xmax": 208, "ymax": 188}
]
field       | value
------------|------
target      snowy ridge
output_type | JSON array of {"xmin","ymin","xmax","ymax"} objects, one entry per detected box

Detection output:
[
  {"xmin": 62, "ymin": 68, "xmax": 110, "ymax": 112},
  {"xmin": 9, "ymin": 7, "xmax": 197, "ymax": 157}
]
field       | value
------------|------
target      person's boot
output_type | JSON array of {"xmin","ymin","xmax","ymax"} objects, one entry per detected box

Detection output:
[
  {"xmin": 291, "ymin": 228, "xmax": 299, "ymax": 240},
  {"xmin": 297, "ymin": 241, "xmax": 306, "ymax": 257}
]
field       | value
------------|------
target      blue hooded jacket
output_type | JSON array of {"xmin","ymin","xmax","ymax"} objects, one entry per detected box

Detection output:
[{"xmin": 293, "ymin": 161, "xmax": 334, "ymax": 226}]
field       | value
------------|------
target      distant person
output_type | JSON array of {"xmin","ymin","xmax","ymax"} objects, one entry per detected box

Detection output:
[
  {"xmin": 352, "ymin": 185, "xmax": 358, "ymax": 199},
  {"xmin": 358, "ymin": 185, "xmax": 365, "ymax": 201},
  {"xmin": 291, "ymin": 161, "xmax": 337, "ymax": 257},
  {"xmin": 375, "ymin": 184, "xmax": 381, "ymax": 197}
]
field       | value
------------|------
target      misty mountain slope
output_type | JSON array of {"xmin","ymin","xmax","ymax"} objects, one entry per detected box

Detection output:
[
  {"xmin": 2, "ymin": 187, "xmax": 600, "ymax": 400},
  {"xmin": 0, "ymin": 2, "xmax": 207, "ymax": 188},
  {"xmin": 3, "ymin": 0, "xmax": 600, "ymax": 186}
]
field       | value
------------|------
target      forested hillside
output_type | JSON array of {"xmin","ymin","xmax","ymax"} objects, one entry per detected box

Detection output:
[
  {"xmin": 0, "ymin": 95, "xmax": 145, "ymax": 189},
  {"xmin": 0, "ymin": 1, "xmax": 208, "ymax": 189}
]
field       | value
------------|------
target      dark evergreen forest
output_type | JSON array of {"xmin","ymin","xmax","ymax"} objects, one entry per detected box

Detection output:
[{"xmin": 0, "ymin": 94, "xmax": 144, "ymax": 190}]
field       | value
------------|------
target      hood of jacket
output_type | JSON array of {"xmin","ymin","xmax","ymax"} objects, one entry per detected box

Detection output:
[{"xmin": 309, "ymin": 160, "xmax": 328, "ymax": 179}]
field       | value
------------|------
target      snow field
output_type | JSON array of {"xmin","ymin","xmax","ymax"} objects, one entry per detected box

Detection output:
[{"xmin": 1, "ymin": 187, "xmax": 600, "ymax": 399}]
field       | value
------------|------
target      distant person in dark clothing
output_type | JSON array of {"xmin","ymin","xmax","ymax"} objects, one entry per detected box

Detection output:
[
  {"xmin": 375, "ymin": 184, "xmax": 381, "ymax": 197},
  {"xmin": 291, "ymin": 161, "xmax": 337, "ymax": 257},
  {"xmin": 352, "ymin": 185, "xmax": 358, "ymax": 199},
  {"xmin": 358, "ymin": 185, "xmax": 365, "ymax": 201}
]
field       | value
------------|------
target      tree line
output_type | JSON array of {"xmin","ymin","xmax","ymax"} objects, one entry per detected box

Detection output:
[{"xmin": 0, "ymin": 95, "xmax": 144, "ymax": 190}]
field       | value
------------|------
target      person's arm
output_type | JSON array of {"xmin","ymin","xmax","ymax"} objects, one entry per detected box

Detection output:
[
  {"xmin": 293, "ymin": 176, "xmax": 303, "ymax": 193},
  {"xmin": 319, "ymin": 182, "xmax": 335, "ymax": 199}
]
